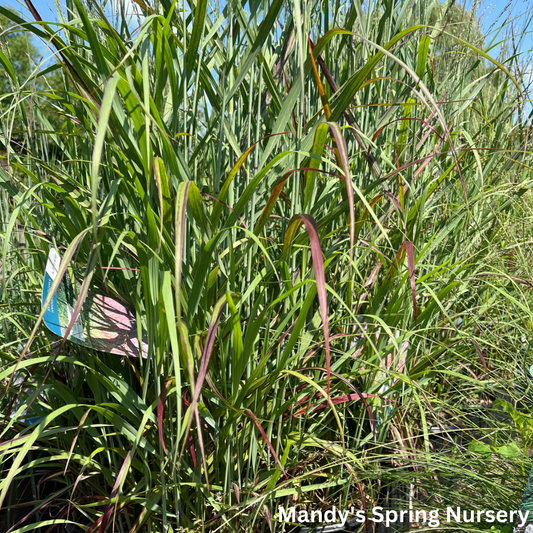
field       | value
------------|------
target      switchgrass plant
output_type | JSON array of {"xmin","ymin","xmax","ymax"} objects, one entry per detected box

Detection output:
[{"xmin": 1, "ymin": 0, "xmax": 533, "ymax": 530}]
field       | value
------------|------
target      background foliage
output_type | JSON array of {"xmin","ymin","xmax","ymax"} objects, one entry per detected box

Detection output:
[{"xmin": 1, "ymin": 0, "xmax": 533, "ymax": 531}]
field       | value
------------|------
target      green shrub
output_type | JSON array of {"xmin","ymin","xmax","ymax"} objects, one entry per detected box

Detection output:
[{"xmin": 1, "ymin": 0, "xmax": 533, "ymax": 530}]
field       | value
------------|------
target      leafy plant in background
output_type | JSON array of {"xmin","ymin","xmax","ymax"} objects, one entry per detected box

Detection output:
[
  {"xmin": 0, "ymin": 7, "xmax": 64, "ymax": 151},
  {"xmin": 0, "ymin": 8, "xmax": 41, "ymax": 148},
  {"xmin": 0, "ymin": 0, "xmax": 533, "ymax": 531}
]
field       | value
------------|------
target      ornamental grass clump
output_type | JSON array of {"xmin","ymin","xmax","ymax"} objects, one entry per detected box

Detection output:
[{"xmin": 1, "ymin": 0, "xmax": 533, "ymax": 531}]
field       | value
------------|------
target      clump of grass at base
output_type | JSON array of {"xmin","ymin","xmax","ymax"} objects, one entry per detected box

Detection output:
[{"xmin": 1, "ymin": 0, "xmax": 533, "ymax": 531}]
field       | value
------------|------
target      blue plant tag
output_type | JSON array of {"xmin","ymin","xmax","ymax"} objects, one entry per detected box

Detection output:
[{"xmin": 41, "ymin": 248, "xmax": 62, "ymax": 336}]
